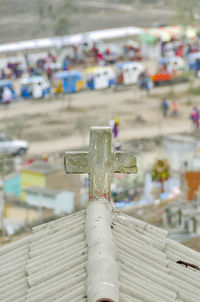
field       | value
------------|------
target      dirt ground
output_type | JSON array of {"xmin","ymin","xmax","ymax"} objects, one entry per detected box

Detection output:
[
  {"xmin": 0, "ymin": 0, "xmax": 172, "ymax": 43},
  {"xmin": 0, "ymin": 76, "xmax": 197, "ymax": 165},
  {"xmin": 182, "ymin": 236, "xmax": 200, "ymax": 253}
]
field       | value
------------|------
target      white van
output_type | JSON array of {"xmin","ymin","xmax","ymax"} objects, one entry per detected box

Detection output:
[
  {"xmin": 159, "ymin": 56, "xmax": 185, "ymax": 73},
  {"xmin": 116, "ymin": 62, "xmax": 145, "ymax": 85},
  {"xmin": 21, "ymin": 76, "xmax": 50, "ymax": 99},
  {"xmin": 85, "ymin": 66, "xmax": 116, "ymax": 90}
]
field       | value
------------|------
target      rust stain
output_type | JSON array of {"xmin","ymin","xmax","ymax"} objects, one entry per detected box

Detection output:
[
  {"xmin": 89, "ymin": 192, "xmax": 110, "ymax": 200},
  {"xmin": 177, "ymin": 260, "xmax": 200, "ymax": 271}
]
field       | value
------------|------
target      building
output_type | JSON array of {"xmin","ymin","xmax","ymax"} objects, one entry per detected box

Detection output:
[
  {"xmin": 163, "ymin": 200, "xmax": 187, "ymax": 228},
  {"xmin": 185, "ymin": 171, "xmax": 200, "ymax": 201},
  {"xmin": 188, "ymin": 213, "xmax": 200, "ymax": 235},
  {"xmin": 2, "ymin": 199, "xmax": 54, "ymax": 235},
  {"xmin": 24, "ymin": 186, "xmax": 74, "ymax": 215},
  {"xmin": 21, "ymin": 161, "xmax": 61, "ymax": 200},
  {"xmin": 21, "ymin": 161, "xmax": 81, "ymax": 208},
  {"xmin": 3, "ymin": 201, "xmax": 39, "ymax": 235},
  {"xmin": 163, "ymin": 199, "xmax": 200, "ymax": 240},
  {"xmin": 162, "ymin": 135, "xmax": 197, "ymax": 172},
  {"xmin": 3, "ymin": 172, "xmax": 21, "ymax": 197}
]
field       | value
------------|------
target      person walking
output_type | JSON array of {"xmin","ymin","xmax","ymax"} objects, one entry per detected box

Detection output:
[
  {"xmin": 191, "ymin": 107, "xmax": 199, "ymax": 129},
  {"xmin": 2, "ymin": 86, "xmax": 12, "ymax": 106},
  {"xmin": 109, "ymin": 117, "xmax": 119, "ymax": 139},
  {"xmin": 172, "ymin": 101, "xmax": 178, "ymax": 116},
  {"xmin": 162, "ymin": 99, "xmax": 169, "ymax": 117},
  {"xmin": 113, "ymin": 117, "xmax": 119, "ymax": 139},
  {"xmin": 146, "ymin": 76, "xmax": 153, "ymax": 95}
]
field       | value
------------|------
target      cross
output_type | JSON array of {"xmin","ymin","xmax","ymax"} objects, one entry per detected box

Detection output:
[{"xmin": 64, "ymin": 127, "xmax": 137, "ymax": 200}]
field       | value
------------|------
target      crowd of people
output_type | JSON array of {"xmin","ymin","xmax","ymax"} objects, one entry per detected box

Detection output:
[
  {"xmin": 0, "ymin": 41, "xmax": 143, "ymax": 83},
  {"xmin": 160, "ymin": 99, "xmax": 200, "ymax": 131},
  {"xmin": 161, "ymin": 36, "xmax": 200, "ymax": 59},
  {"xmin": 0, "ymin": 52, "xmax": 57, "ymax": 81},
  {"xmin": 161, "ymin": 99, "xmax": 178, "ymax": 117}
]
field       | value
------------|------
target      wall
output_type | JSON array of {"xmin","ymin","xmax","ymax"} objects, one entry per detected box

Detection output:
[
  {"xmin": 26, "ymin": 192, "xmax": 55, "ymax": 210},
  {"xmin": 21, "ymin": 170, "xmax": 45, "ymax": 200},
  {"xmin": 3, "ymin": 174, "xmax": 21, "ymax": 197},
  {"xmin": 46, "ymin": 169, "xmax": 81, "ymax": 209},
  {"xmin": 26, "ymin": 191, "xmax": 74, "ymax": 214},
  {"xmin": 162, "ymin": 136, "xmax": 197, "ymax": 172},
  {"xmin": 185, "ymin": 171, "xmax": 200, "ymax": 201},
  {"xmin": 5, "ymin": 205, "xmax": 38, "ymax": 223},
  {"xmin": 57, "ymin": 191, "xmax": 74, "ymax": 214}
]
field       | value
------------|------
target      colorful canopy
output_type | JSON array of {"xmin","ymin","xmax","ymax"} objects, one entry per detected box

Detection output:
[{"xmin": 140, "ymin": 25, "xmax": 198, "ymax": 44}]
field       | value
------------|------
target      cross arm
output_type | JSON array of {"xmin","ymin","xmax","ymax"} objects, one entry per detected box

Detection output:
[
  {"xmin": 113, "ymin": 151, "xmax": 137, "ymax": 174},
  {"xmin": 64, "ymin": 151, "xmax": 89, "ymax": 174}
]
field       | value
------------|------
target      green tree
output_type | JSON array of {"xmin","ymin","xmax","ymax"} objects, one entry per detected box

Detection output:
[{"xmin": 151, "ymin": 159, "xmax": 170, "ymax": 193}]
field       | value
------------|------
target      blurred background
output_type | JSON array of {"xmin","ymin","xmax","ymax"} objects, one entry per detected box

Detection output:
[{"xmin": 0, "ymin": 0, "xmax": 200, "ymax": 252}]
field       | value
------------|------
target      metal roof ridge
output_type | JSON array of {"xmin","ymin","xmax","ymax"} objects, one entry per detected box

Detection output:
[{"xmin": 85, "ymin": 198, "xmax": 119, "ymax": 302}]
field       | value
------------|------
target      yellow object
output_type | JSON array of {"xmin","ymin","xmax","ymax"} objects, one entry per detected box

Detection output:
[
  {"xmin": 85, "ymin": 66, "xmax": 107, "ymax": 74},
  {"xmin": 21, "ymin": 170, "xmax": 45, "ymax": 200},
  {"xmin": 160, "ymin": 32, "xmax": 171, "ymax": 42},
  {"xmin": 5, "ymin": 205, "xmax": 38, "ymax": 222},
  {"xmin": 4, "ymin": 204, "xmax": 10, "ymax": 218},
  {"xmin": 76, "ymin": 80, "xmax": 85, "ymax": 91},
  {"xmin": 186, "ymin": 27, "xmax": 197, "ymax": 39},
  {"xmin": 114, "ymin": 117, "xmax": 120, "ymax": 125},
  {"xmin": 85, "ymin": 66, "xmax": 101, "ymax": 73},
  {"xmin": 43, "ymin": 154, "xmax": 48, "ymax": 161},
  {"xmin": 54, "ymin": 81, "xmax": 63, "ymax": 94}
]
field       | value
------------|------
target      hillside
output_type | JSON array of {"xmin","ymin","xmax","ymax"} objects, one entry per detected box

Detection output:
[{"xmin": 0, "ymin": 0, "xmax": 172, "ymax": 43}]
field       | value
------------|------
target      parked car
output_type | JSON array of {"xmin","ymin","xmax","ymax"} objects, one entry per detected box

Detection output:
[{"xmin": 0, "ymin": 133, "xmax": 28, "ymax": 155}]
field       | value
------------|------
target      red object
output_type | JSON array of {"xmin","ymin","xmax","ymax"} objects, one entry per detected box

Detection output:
[
  {"xmin": 175, "ymin": 45, "xmax": 184, "ymax": 57},
  {"xmin": 97, "ymin": 53, "xmax": 104, "ymax": 60},
  {"xmin": 172, "ymin": 102, "xmax": 178, "ymax": 112},
  {"xmin": 185, "ymin": 171, "xmax": 200, "ymax": 201},
  {"xmin": 151, "ymin": 72, "xmax": 172, "ymax": 83},
  {"xmin": 119, "ymin": 72, "xmax": 124, "ymax": 83},
  {"xmin": 24, "ymin": 158, "xmax": 34, "ymax": 166}
]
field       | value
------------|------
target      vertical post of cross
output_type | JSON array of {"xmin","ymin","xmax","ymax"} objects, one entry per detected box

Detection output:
[{"xmin": 89, "ymin": 127, "xmax": 112, "ymax": 200}]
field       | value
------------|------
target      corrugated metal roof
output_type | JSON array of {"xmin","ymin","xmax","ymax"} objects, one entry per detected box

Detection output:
[
  {"xmin": 0, "ymin": 210, "xmax": 87, "ymax": 302},
  {"xmin": 0, "ymin": 203, "xmax": 200, "ymax": 301},
  {"xmin": 114, "ymin": 212, "xmax": 200, "ymax": 302}
]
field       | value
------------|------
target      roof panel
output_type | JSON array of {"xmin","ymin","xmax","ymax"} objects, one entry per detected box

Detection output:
[{"xmin": 0, "ymin": 205, "xmax": 200, "ymax": 301}]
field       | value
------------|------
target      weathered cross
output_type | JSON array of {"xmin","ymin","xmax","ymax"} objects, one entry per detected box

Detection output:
[{"xmin": 64, "ymin": 127, "xmax": 137, "ymax": 200}]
